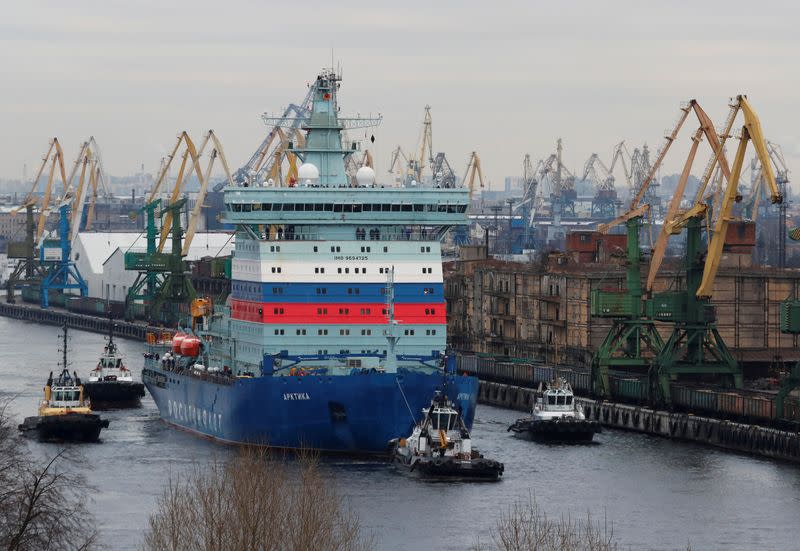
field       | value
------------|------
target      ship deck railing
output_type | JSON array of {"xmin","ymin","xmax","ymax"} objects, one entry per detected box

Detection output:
[
  {"xmin": 158, "ymin": 363, "xmax": 236, "ymax": 386},
  {"xmin": 254, "ymin": 230, "xmax": 445, "ymax": 242}
]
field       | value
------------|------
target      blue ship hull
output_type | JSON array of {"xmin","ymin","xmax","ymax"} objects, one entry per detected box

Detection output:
[{"xmin": 143, "ymin": 365, "xmax": 478, "ymax": 454}]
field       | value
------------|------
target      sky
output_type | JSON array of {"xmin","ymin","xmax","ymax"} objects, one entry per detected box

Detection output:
[{"xmin": 1, "ymin": 0, "xmax": 799, "ymax": 192}]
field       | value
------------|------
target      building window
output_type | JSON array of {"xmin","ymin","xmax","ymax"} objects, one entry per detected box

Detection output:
[
  {"xmin": 313, "ymin": 246, "xmax": 318, "ymax": 252},
  {"xmin": 338, "ymin": 268, "xmax": 342, "ymax": 274}
]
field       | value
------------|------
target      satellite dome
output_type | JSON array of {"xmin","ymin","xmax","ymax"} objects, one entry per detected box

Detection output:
[
  {"xmin": 267, "ymin": 178, "xmax": 275, "ymax": 187},
  {"xmin": 410, "ymin": 179, "xmax": 418, "ymax": 187},
  {"xmin": 297, "ymin": 163, "xmax": 320, "ymax": 181},
  {"xmin": 356, "ymin": 166, "xmax": 376, "ymax": 187}
]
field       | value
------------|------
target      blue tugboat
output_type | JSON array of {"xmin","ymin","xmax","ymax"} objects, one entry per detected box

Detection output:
[{"xmin": 142, "ymin": 69, "xmax": 477, "ymax": 454}]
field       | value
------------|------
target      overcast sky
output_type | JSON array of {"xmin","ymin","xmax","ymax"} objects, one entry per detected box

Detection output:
[{"xmin": 2, "ymin": 1, "xmax": 798, "ymax": 192}]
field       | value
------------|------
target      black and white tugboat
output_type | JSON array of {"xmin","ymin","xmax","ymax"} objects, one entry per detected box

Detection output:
[
  {"xmin": 508, "ymin": 378, "xmax": 601, "ymax": 443},
  {"xmin": 83, "ymin": 323, "xmax": 144, "ymax": 409},
  {"xmin": 389, "ymin": 392, "xmax": 504, "ymax": 481},
  {"xmin": 18, "ymin": 327, "xmax": 110, "ymax": 442}
]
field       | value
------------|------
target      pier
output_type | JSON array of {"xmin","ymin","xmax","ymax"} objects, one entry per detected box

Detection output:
[
  {"xmin": 0, "ymin": 302, "xmax": 154, "ymax": 340},
  {"xmin": 479, "ymin": 380, "xmax": 800, "ymax": 463}
]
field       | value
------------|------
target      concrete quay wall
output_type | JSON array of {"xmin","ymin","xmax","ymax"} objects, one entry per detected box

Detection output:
[{"xmin": 479, "ymin": 381, "xmax": 800, "ymax": 464}]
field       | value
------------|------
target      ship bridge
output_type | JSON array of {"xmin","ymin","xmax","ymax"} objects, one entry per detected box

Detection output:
[{"xmin": 222, "ymin": 186, "xmax": 469, "ymax": 239}]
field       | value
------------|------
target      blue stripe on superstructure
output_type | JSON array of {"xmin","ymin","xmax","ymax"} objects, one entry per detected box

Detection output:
[{"xmin": 230, "ymin": 281, "xmax": 444, "ymax": 303}]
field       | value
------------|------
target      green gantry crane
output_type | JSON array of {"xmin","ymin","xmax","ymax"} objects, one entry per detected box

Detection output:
[
  {"xmin": 123, "ymin": 130, "xmax": 233, "ymax": 324},
  {"xmin": 644, "ymin": 95, "xmax": 782, "ymax": 405},
  {"xmin": 778, "ymin": 300, "xmax": 800, "ymax": 424},
  {"xmin": 591, "ymin": 213, "xmax": 664, "ymax": 398}
]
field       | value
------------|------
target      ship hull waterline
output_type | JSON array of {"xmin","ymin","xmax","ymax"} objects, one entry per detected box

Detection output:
[{"xmin": 144, "ymin": 367, "xmax": 478, "ymax": 455}]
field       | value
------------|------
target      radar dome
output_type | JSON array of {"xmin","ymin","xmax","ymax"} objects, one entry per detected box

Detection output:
[
  {"xmin": 356, "ymin": 166, "xmax": 376, "ymax": 187},
  {"xmin": 297, "ymin": 163, "xmax": 319, "ymax": 181}
]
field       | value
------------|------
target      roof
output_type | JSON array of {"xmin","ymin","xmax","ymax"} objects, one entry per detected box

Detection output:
[
  {"xmin": 76, "ymin": 233, "xmax": 141, "ymax": 274},
  {"xmin": 75, "ymin": 232, "xmax": 234, "ymax": 273}
]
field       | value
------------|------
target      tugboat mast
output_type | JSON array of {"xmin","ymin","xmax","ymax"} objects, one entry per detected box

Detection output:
[{"xmin": 61, "ymin": 325, "xmax": 69, "ymax": 372}]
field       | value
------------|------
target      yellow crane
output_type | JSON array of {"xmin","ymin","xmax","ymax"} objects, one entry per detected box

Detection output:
[
  {"xmin": 388, "ymin": 106, "xmax": 434, "ymax": 184},
  {"xmin": 66, "ymin": 137, "xmax": 109, "ymax": 243},
  {"xmin": 463, "ymin": 152, "xmax": 485, "ymax": 200},
  {"xmin": 644, "ymin": 99, "xmax": 733, "ymax": 294},
  {"xmin": 697, "ymin": 96, "xmax": 781, "ymax": 297},
  {"xmin": 13, "ymin": 138, "xmax": 69, "ymax": 243},
  {"xmin": 147, "ymin": 130, "xmax": 234, "ymax": 256}
]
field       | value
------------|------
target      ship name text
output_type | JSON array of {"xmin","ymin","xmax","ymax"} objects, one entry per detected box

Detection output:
[{"xmin": 283, "ymin": 392, "xmax": 311, "ymax": 401}]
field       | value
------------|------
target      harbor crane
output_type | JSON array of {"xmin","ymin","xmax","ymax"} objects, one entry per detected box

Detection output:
[
  {"xmin": 642, "ymin": 95, "xmax": 781, "ymax": 403},
  {"xmin": 228, "ymin": 85, "xmax": 315, "ymax": 189},
  {"xmin": 510, "ymin": 154, "xmax": 544, "ymax": 251},
  {"xmin": 463, "ymin": 151, "xmax": 485, "ymax": 200},
  {"xmin": 125, "ymin": 130, "xmax": 234, "ymax": 323},
  {"xmin": 591, "ymin": 99, "xmax": 718, "ymax": 398},
  {"xmin": 7, "ymin": 138, "xmax": 104, "ymax": 308},
  {"xmin": 6, "ymin": 138, "xmax": 68, "ymax": 302},
  {"xmin": 540, "ymin": 139, "xmax": 577, "ymax": 217},
  {"xmin": 742, "ymin": 141, "xmax": 790, "ymax": 265},
  {"xmin": 389, "ymin": 106, "xmax": 434, "ymax": 185},
  {"xmin": 582, "ymin": 151, "xmax": 621, "ymax": 219},
  {"xmin": 629, "ymin": 144, "xmax": 663, "ymax": 216}
]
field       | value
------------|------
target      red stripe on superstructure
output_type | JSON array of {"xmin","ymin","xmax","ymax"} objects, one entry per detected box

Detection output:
[{"xmin": 230, "ymin": 300, "xmax": 446, "ymax": 324}]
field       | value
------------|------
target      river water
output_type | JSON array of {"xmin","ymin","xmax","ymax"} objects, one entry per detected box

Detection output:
[{"xmin": 1, "ymin": 317, "xmax": 799, "ymax": 550}]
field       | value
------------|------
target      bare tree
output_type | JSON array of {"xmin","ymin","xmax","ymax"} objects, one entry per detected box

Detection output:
[
  {"xmin": 142, "ymin": 448, "xmax": 373, "ymax": 551},
  {"xmin": 0, "ymin": 399, "xmax": 98, "ymax": 551},
  {"xmin": 473, "ymin": 494, "xmax": 618, "ymax": 551}
]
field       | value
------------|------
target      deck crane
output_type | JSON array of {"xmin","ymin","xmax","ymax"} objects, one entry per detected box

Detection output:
[
  {"xmin": 6, "ymin": 139, "xmax": 69, "ymax": 303},
  {"xmin": 125, "ymin": 131, "xmax": 233, "ymax": 323},
  {"xmin": 582, "ymin": 152, "xmax": 620, "ymax": 219},
  {"xmin": 590, "ymin": 100, "xmax": 700, "ymax": 398},
  {"xmin": 643, "ymin": 96, "xmax": 782, "ymax": 403}
]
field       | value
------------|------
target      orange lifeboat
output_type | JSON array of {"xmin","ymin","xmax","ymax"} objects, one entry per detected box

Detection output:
[
  {"xmin": 180, "ymin": 336, "xmax": 202, "ymax": 358},
  {"xmin": 172, "ymin": 333, "xmax": 187, "ymax": 354}
]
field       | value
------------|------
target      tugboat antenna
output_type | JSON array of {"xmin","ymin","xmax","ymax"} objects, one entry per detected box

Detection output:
[{"xmin": 61, "ymin": 325, "xmax": 69, "ymax": 371}]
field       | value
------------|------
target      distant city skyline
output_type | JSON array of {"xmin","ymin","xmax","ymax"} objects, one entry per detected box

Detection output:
[{"xmin": 2, "ymin": 1, "xmax": 797, "ymax": 194}]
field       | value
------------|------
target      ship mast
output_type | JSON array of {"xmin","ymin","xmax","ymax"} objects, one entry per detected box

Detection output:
[{"xmin": 384, "ymin": 266, "xmax": 399, "ymax": 373}]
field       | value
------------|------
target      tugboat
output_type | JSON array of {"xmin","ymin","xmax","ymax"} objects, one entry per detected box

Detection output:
[
  {"xmin": 507, "ymin": 378, "xmax": 601, "ymax": 443},
  {"xmin": 83, "ymin": 323, "xmax": 145, "ymax": 409},
  {"xmin": 389, "ymin": 392, "xmax": 504, "ymax": 480},
  {"xmin": 18, "ymin": 327, "xmax": 110, "ymax": 442}
]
